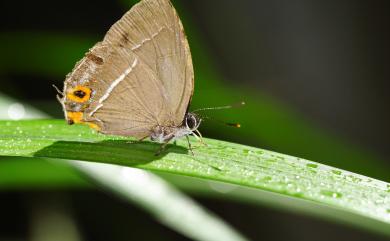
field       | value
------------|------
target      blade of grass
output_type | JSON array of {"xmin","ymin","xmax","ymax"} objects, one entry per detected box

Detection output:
[
  {"xmin": 0, "ymin": 119, "xmax": 389, "ymax": 237},
  {"xmin": 157, "ymin": 172, "xmax": 390, "ymax": 236},
  {"xmin": 0, "ymin": 156, "xmax": 90, "ymax": 189},
  {"xmin": 0, "ymin": 94, "xmax": 249, "ymax": 241}
]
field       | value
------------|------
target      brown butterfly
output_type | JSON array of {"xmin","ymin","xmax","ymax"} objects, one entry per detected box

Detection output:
[{"xmin": 56, "ymin": 0, "xmax": 203, "ymax": 154}]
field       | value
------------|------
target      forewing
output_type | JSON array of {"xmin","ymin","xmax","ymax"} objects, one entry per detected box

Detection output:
[{"xmin": 103, "ymin": 0, "xmax": 194, "ymax": 125}]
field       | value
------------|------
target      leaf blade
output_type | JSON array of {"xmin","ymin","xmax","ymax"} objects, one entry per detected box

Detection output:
[{"xmin": 1, "ymin": 119, "xmax": 389, "ymax": 236}]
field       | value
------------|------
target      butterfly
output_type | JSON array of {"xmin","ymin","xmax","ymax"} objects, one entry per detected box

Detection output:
[{"xmin": 56, "ymin": 0, "xmax": 203, "ymax": 155}]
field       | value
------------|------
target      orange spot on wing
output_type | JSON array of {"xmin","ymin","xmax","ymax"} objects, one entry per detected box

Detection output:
[
  {"xmin": 66, "ymin": 111, "xmax": 100, "ymax": 131},
  {"xmin": 67, "ymin": 111, "xmax": 83, "ymax": 124},
  {"xmin": 66, "ymin": 86, "xmax": 92, "ymax": 103}
]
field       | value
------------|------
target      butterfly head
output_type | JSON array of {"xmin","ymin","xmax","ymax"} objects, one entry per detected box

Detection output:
[{"xmin": 184, "ymin": 112, "xmax": 202, "ymax": 131}]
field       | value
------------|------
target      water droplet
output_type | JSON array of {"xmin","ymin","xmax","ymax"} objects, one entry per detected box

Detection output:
[
  {"xmin": 306, "ymin": 163, "xmax": 318, "ymax": 168},
  {"xmin": 262, "ymin": 176, "xmax": 272, "ymax": 182},
  {"xmin": 346, "ymin": 175, "xmax": 362, "ymax": 183},
  {"xmin": 266, "ymin": 159, "xmax": 276, "ymax": 163},
  {"xmin": 374, "ymin": 199, "xmax": 384, "ymax": 204},
  {"xmin": 332, "ymin": 170, "xmax": 342, "ymax": 175},
  {"xmin": 320, "ymin": 190, "xmax": 342, "ymax": 198}
]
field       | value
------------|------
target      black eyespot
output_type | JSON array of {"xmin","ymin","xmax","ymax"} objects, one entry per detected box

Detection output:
[{"xmin": 73, "ymin": 90, "xmax": 86, "ymax": 98}]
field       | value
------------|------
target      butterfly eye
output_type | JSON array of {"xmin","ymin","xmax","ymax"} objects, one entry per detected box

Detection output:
[{"xmin": 185, "ymin": 113, "xmax": 198, "ymax": 130}]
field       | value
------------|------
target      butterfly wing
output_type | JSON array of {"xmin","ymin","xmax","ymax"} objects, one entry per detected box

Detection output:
[
  {"xmin": 102, "ymin": 0, "xmax": 194, "ymax": 125},
  {"xmin": 65, "ymin": 0, "xmax": 194, "ymax": 138},
  {"xmin": 83, "ymin": 44, "xmax": 165, "ymax": 138}
]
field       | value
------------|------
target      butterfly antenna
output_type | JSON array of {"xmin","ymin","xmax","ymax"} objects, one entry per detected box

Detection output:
[
  {"xmin": 192, "ymin": 101, "xmax": 245, "ymax": 113},
  {"xmin": 192, "ymin": 101, "xmax": 244, "ymax": 128},
  {"xmin": 201, "ymin": 115, "xmax": 241, "ymax": 128}
]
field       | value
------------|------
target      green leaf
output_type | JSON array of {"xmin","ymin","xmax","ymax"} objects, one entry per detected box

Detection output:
[
  {"xmin": 0, "ymin": 156, "xmax": 89, "ymax": 189},
  {"xmin": 1, "ymin": 119, "xmax": 389, "ymax": 236},
  {"xmin": 0, "ymin": 93, "xmax": 250, "ymax": 241}
]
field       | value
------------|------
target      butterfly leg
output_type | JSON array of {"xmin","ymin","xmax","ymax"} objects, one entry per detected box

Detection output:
[
  {"xmin": 185, "ymin": 135, "xmax": 195, "ymax": 156},
  {"xmin": 193, "ymin": 129, "xmax": 207, "ymax": 146},
  {"xmin": 154, "ymin": 136, "xmax": 174, "ymax": 156}
]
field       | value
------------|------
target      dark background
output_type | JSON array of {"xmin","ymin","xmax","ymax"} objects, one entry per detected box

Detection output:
[{"xmin": 0, "ymin": 0, "xmax": 389, "ymax": 240}]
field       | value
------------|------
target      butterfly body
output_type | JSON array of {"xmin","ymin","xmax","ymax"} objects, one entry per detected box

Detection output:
[
  {"xmin": 150, "ymin": 112, "xmax": 201, "ymax": 143},
  {"xmin": 58, "ymin": 0, "xmax": 200, "ymax": 151}
]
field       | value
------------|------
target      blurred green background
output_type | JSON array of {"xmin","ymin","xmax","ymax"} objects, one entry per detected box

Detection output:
[{"xmin": 0, "ymin": 0, "xmax": 389, "ymax": 240}]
